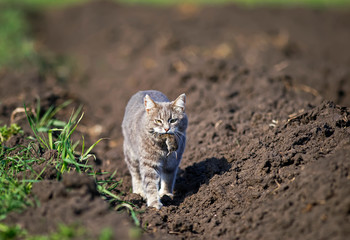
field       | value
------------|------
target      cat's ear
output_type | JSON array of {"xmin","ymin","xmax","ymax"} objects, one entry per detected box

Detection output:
[
  {"xmin": 172, "ymin": 93, "xmax": 186, "ymax": 112},
  {"xmin": 144, "ymin": 94, "xmax": 157, "ymax": 113}
]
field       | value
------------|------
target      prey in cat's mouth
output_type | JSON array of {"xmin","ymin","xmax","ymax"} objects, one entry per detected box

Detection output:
[{"xmin": 148, "ymin": 130, "xmax": 179, "ymax": 156}]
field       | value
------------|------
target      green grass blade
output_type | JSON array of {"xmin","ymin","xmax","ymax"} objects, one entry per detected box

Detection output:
[
  {"xmin": 24, "ymin": 104, "xmax": 49, "ymax": 150},
  {"xmin": 115, "ymin": 203, "xmax": 140, "ymax": 227},
  {"xmin": 48, "ymin": 130, "xmax": 53, "ymax": 150},
  {"xmin": 80, "ymin": 138, "xmax": 104, "ymax": 161},
  {"xmin": 97, "ymin": 185, "xmax": 121, "ymax": 201},
  {"xmin": 68, "ymin": 112, "xmax": 84, "ymax": 139}
]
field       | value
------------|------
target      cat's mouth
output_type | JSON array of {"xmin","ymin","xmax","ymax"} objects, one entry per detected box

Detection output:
[
  {"xmin": 148, "ymin": 129, "xmax": 162, "ymax": 137},
  {"xmin": 149, "ymin": 129, "xmax": 175, "ymax": 136}
]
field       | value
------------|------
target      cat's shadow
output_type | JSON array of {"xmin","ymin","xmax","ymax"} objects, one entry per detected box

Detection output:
[{"xmin": 163, "ymin": 157, "xmax": 231, "ymax": 206}]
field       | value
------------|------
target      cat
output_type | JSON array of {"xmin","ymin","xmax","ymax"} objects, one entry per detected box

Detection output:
[{"xmin": 122, "ymin": 90, "xmax": 187, "ymax": 209}]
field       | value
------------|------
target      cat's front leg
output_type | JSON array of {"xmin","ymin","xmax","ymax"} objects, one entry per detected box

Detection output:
[
  {"xmin": 159, "ymin": 154, "xmax": 180, "ymax": 198},
  {"xmin": 131, "ymin": 175, "xmax": 145, "ymax": 198},
  {"xmin": 159, "ymin": 170, "xmax": 176, "ymax": 198},
  {"xmin": 140, "ymin": 159, "xmax": 162, "ymax": 209}
]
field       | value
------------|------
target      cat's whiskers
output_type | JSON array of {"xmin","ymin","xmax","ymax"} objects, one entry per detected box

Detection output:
[
  {"xmin": 175, "ymin": 131, "xmax": 185, "ymax": 138},
  {"xmin": 174, "ymin": 131, "xmax": 185, "ymax": 143},
  {"xmin": 149, "ymin": 129, "xmax": 161, "ymax": 138}
]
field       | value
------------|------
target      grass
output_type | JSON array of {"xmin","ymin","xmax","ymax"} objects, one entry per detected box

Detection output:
[
  {"xmin": 0, "ymin": 222, "xmax": 114, "ymax": 240},
  {"xmin": 25, "ymin": 103, "xmax": 98, "ymax": 177},
  {"xmin": 0, "ymin": 223, "xmax": 26, "ymax": 239},
  {"xmin": 0, "ymin": 124, "xmax": 37, "ymax": 220},
  {"xmin": 0, "ymin": 124, "xmax": 23, "ymax": 143},
  {"xmin": 95, "ymin": 171, "xmax": 141, "ymax": 227},
  {"xmin": 0, "ymin": 101, "xmax": 140, "ymax": 238},
  {"xmin": 31, "ymin": 99, "xmax": 72, "ymax": 132}
]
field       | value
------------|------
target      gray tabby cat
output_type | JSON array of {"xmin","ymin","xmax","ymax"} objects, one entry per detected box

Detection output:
[{"xmin": 122, "ymin": 90, "xmax": 188, "ymax": 209}]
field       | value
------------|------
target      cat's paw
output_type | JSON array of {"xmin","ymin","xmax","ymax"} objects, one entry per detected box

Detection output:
[
  {"xmin": 147, "ymin": 200, "xmax": 163, "ymax": 210},
  {"xmin": 159, "ymin": 190, "xmax": 174, "ymax": 199},
  {"xmin": 133, "ymin": 189, "xmax": 145, "ymax": 199}
]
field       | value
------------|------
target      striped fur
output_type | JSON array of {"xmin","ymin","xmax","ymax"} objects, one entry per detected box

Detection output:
[{"xmin": 122, "ymin": 90, "xmax": 187, "ymax": 209}]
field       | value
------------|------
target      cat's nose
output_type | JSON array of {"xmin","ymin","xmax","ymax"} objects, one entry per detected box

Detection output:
[{"xmin": 164, "ymin": 128, "xmax": 169, "ymax": 132}]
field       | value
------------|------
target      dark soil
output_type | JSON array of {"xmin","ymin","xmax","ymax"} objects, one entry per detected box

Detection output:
[{"xmin": 2, "ymin": 1, "xmax": 350, "ymax": 239}]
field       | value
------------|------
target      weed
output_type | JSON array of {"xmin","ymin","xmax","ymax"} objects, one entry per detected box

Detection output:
[
  {"xmin": 0, "ymin": 124, "xmax": 23, "ymax": 143},
  {"xmin": 0, "ymin": 175, "xmax": 34, "ymax": 220},
  {"xmin": 26, "ymin": 102, "xmax": 140, "ymax": 224},
  {"xmin": 0, "ymin": 101, "xmax": 141, "ymax": 236},
  {"xmin": 0, "ymin": 222, "xmax": 113, "ymax": 240},
  {"xmin": 94, "ymin": 171, "xmax": 141, "ymax": 227},
  {"xmin": 98, "ymin": 228, "xmax": 113, "ymax": 240},
  {"xmin": 26, "ymin": 223, "xmax": 87, "ymax": 240},
  {"xmin": 0, "ymin": 223, "xmax": 27, "ymax": 240},
  {"xmin": 32, "ymin": 99, "xmax": 72, "ymax": 132},
  {"xmin": 24, "ymin": 103, "xmax": 103, "ymax": 177},
  {"xmin": 95, "ymin": 171, "xmax": 122, "ymax": 201},
  {"xmin": 0, "ymin": 131, "xmax": 37, "ymax": 220},
  {"xmin": 116, "ymin": 202, "xmax": 140, "ymax": 227}
]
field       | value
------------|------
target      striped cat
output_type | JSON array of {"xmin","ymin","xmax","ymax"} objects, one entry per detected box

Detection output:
[{"xmin": 122, "ymin": 90, "xmax": 188, "ymax": 209}]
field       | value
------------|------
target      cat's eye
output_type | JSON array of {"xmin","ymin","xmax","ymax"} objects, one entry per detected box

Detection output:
[
  {"xmin": 154, "ymin": 119, "xmax": 163, "ymax": 124},
  {"xmin": 169, "ymin": 118, "xmax": 178, "ymax": 124}
]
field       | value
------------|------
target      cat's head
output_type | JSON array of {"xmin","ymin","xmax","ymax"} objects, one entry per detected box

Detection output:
[{"xmin": 144, "ymin": 93, "xmax": 186, "ymax": 135}]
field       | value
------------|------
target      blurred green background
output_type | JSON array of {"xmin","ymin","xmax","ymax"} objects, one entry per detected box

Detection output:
[{"xmin": 1, "ymin": 0, "xmax": 350, "ymax": 68}]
